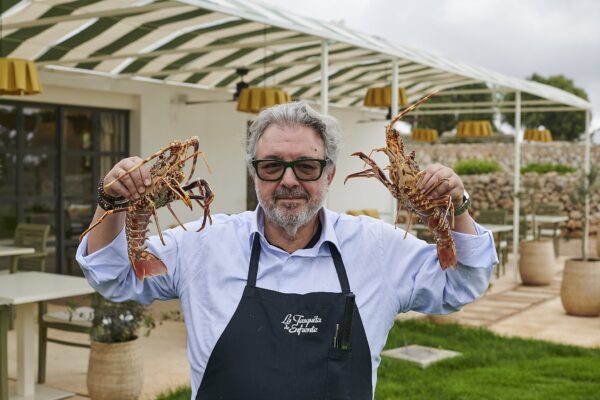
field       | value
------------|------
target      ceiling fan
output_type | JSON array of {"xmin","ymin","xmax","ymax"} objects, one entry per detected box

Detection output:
[{"xmin": 183, "ymin": 67, "xmax": 250, "ymax": 105}]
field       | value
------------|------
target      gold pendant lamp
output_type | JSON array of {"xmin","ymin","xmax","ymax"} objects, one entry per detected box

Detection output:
[
  {"xmin": 363, "ymin": 86, "xmax": 408, "ymax": 108},
  {"xmin": 236, "ymin": 26, "xmax": 290, "ymax": 114},
  {"xmin": 0, "ymin": 16, "xmax": 43, "ymax": 95},
  {"xmin": 0, "ymin": 58, "xmax": 43, "ymax": 95},
  {"xmin": 456, "ymin": 120, "xmax": 493, "ymax": 137},
  {"xmin": 237, "ymin": 87, "xmax": 291, "ymax": 113},
  {"xmin": 524, "ymin": 128, "xmax": 552, "ymax": 142}
]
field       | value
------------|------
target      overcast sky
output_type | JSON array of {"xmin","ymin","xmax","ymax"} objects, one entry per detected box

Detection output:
[{"xmin": 259, "ymin": 0, "xmax": 600, "ymax": 135}]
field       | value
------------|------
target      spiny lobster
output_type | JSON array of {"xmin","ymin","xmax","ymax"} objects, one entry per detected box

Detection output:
[
  {"xmin": 80, "ymin": 137, "xmax": 214, "ymax": 280},
  {"xmin": 344, "ymin": 92, "xmax": 457, "ymax": 270}
]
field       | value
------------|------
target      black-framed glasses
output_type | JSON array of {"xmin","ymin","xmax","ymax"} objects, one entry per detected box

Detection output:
[{"xmin": 252, "ymin": 158, "xmax": 329, "ymax": 181}]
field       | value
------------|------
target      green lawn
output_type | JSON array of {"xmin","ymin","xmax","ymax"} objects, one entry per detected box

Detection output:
[
  {"xmin": 156, "ymin": 320, "xmax": 600, "ymax": 400},
  {"xmin": 155, "ymin": 386, "xmax": 191, "ymax": 400}
]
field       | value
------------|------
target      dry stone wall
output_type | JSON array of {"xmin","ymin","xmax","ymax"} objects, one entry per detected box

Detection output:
[{"xmin": 407, "ymin": 141, "xmax": 600, "ymax": 237}]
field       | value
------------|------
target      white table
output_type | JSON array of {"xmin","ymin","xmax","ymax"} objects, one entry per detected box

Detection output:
[
  {"xmin": 0, "ymin": 247, "xmax": 34, "ymax": 258},
  {"xmin": 523, "ymin": 214, "xmax": 568, "ymax": 225},
  {"xmin": 0, "ymin": 272, "xmax": 95, "ymax": 400},
  {"xmin": 410, "ymin": 223, "xmax": 513, "ymax": 235}
]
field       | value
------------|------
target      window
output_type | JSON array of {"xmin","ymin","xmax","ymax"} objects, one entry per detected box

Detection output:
[{"xmin": 0, "ymin": 100, "xmax": 128, "ymax": 275}]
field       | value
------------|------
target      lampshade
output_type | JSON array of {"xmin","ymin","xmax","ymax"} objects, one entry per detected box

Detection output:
[
  {"xmin": 236, "ymin": 87, "xmax": 291, "ymax": 114},
  {"xmin": 456, "ymin": 120, "xmax": 493, "ymax": 137},
  {"xmin": 363, "ymin": 86, "xmax": 408, "ymax": 108},
  {"xmin": 0, "ymin": 58, "xmax": 43, "ymax": 95},
  {"xmin": 524, "ymin": 129, "xmax": 552, "ymax": 142},
  {"xmin": 411, "ymin": 128, "xmax": 439, "ymax": 143}
]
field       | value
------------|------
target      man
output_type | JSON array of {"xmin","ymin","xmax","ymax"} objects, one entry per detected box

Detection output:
[{"xmin": 77, "ymin": 101, "xmax": 497, "ymax": 400}]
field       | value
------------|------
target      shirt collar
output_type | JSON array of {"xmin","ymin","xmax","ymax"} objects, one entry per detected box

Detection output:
[{"xmin": 249, "ymin": 206, "xmax": 341, "ymax": 256}]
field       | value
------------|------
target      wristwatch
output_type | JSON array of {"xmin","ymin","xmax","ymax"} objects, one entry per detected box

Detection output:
[{"xmin": 454, "ymin": 190, "xmax": 471, "ymax": 216}]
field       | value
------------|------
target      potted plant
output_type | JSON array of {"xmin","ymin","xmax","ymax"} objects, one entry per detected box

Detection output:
[
  {"xmin": 561, "ymin": 165, "xmax": 600, "ymax": 316},
  {"xmin": 86, "ymin": 293, "xmax": 155, "ymax": 400},
  {"xmin": 518, "ymin": 173, "xmax": 556, "ymax": 286}
]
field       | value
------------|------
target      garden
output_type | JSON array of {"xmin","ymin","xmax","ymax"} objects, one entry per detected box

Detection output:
[{"xmin": 155, "ymin": 320, "xmax": 600, "ymax": 400}]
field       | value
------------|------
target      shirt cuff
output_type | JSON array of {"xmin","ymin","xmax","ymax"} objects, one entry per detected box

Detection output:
[
  {"xmin": 451, "ymin": 221, "xmax": 499, "ymax": 268},
  {"xmin": 76, "ymin": 228, "xmax": 130, "ymax": 280}
]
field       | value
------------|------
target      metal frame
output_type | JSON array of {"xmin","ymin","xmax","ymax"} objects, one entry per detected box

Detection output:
[
  {"xmin": 2, "ymin": 0, "xmax": 595, "ymax": 282},
  {"xmin": 1, "ymin": 0, "xmax": 591, "ymax": 110}
]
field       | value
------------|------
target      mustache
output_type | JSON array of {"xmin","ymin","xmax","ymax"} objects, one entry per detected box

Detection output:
[{"xmin": 273, "ymin": 187, "xmax": 309, "ymax": 200}]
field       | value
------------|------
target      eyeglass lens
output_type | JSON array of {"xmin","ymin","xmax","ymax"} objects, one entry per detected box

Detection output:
[{"xmin": 256, "ymin": 159, "xmax": 324, "ymax": 181}]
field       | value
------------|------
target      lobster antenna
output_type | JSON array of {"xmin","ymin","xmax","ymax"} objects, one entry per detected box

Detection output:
[{"xmin": 387, "ymin": 90, "xmax": 439, "ymax": 129}]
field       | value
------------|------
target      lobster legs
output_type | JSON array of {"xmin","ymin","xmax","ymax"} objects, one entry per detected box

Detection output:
[
  {"xmin": 79, "ymin": 208, "xmax": 128, "ymax": 241},
  {"xmin": 80, "ymin": 136, "xmax": 214, "ymax": 281},
  {"xmin": 344, "ymin": 91, "xmax": 457, "ymax": 271},
  {"xmin": 182, "ymin": 178, "xmax": 215, "ymax": 232}
]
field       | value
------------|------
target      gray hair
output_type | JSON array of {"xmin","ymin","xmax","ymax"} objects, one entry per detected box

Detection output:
[{"xmin": 245, "ymin": 101, "xmax": 342, "ymax": 174}]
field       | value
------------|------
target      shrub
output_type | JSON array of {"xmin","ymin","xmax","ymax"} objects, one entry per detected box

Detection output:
[
  {"xmin": 453, "ymin": 159, "xmax": 502, "ymax": 175},
  {"xmin": 90, "ymin": 293, "xmax": 155, "ymax": 343},
  {"xmin": 520, "ymin": 163, "xmax": 576, "ymax": 174}
]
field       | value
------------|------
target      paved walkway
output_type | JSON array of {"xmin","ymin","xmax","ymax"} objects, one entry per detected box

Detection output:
[
  {"xmin": 448, "ymin": 275, "xmax": 562, "ymax": 327},
  {"xmin": 6, "ymin": 238, "xmax": 600, "ymax": 399},
  {"xmin": 411, "ymin": 237, "xmax": 600, "ymax": 348}
]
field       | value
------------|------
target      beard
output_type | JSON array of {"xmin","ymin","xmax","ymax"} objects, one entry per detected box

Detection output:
[{"xmin": 256, "ymin": 178, "xmax": 329, "ymax": 238}]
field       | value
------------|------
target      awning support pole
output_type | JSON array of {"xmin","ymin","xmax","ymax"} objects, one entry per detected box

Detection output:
[
  {"xmin": 390, "ymin": 59, "xmax": 399, "ymax": 223},
  {"xmin": 320, "ymin": 40, "xmax": 329, "ymax": 115},
  {"xmin": 583, "ymin": 109, "xmax": 591, "ymax": 259},
  {"xmin": 513, "ymin": 91, "xmax": 521, "ymax": 282},
  {"xmin": 391, "ymin": 59, "xmax": 399, "ymax": 117}
]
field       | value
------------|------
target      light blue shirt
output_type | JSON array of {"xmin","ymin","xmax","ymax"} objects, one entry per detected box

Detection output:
[{"xmin": 77, "ymin": 207, "xmax": 497, "ymax": 398}]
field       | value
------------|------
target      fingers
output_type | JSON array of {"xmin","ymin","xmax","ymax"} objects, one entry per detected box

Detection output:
[
  {"xmin": 103, "ymin": 157, "xmax": 151, "ymax": 201},
  {"xmin": 417, "ymin": 163, "xmax": 464, "ymax": 204}
]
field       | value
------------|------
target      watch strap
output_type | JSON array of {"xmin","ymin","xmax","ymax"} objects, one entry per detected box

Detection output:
[
  {"xmin": 97, "ymin": 178, "xmax": 128, "ymax": 211},
  {"xmin": 454, "ymin": 192, "xmax": 471, "ymax": 216}
]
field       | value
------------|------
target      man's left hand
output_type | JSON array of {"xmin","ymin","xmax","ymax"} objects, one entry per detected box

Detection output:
[
  {"xmin": 416, "ymin": 163, "xmax": 476, "ymax": 234},
  {"xmin": 416, "ymin": 163, "xmax": 464, "ymax": 206}
]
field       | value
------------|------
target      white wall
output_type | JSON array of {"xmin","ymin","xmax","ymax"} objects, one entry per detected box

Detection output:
[
  {"xmin": 328, "ymin": 108, "xmax": 396, "ymax": 223},
  {"xmin": 18, "ymin": 70, "xmax": 395, "ymax": 229}
]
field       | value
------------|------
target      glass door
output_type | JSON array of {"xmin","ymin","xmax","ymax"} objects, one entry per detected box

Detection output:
[
  {"xmin": 0, "ymin": 104, "xmax": 18, "ymax": 239},
  {"xmin": 0, "ymin": 99, "xmax": 128, "ymax": 274},
  {"xmin": 61, "ymin": 108, "xmax": 128, "ymax": 275}
]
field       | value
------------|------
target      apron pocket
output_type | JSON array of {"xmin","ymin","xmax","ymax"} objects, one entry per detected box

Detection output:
[{"xmin": 325, "ymin": 347, "xmax": 352, "ymax": 400}]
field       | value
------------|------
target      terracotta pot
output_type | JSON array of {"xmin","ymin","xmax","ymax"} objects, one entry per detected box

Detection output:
[
  {"xmin": 87, "ymin": 339, "xmax": 143, "ymax": 400},
  {"xmin": 519, "ymin": 240, "xmax": 555, "ymax": 286},
  {"xmin": 561, "ymin": 258, "xmax": 600, "ymax": 317}
]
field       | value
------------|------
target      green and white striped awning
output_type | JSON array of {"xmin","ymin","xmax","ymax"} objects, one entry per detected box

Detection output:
[{"xmin": 0, "ymin": 0, "xmax": 592, "ymax": 112}]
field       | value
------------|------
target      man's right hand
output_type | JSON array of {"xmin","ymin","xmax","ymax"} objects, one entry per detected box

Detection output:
[
  {"xmin": 103, "ymin": 157, "xmax": 152, "ymax": 201},
  {"xmin": 86, "ymin": 157, "xmax": 152, "ymax": 255}
]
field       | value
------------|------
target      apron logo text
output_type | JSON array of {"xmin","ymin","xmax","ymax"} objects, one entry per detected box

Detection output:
[{"xmin": 281, "ymin": 314, "xmax": 322, "ymax": 335}]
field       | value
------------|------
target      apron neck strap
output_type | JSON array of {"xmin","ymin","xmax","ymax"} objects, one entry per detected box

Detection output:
[
  {"xmin": 248, "ymin": 234, "xmax": 351, "ymax": 293},
  {"xmin": 248, "ymin": 233, "xmax": 262, "ymax": 287}
]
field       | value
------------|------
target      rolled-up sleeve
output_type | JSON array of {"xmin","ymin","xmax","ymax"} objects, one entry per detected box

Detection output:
[
  {"xmin": 76, "ymin": 227, "xmax": 181, "ymax": 304},
  {"xmin": 384, "ymin": 221, "xmax": 497, "ymax": 314}
]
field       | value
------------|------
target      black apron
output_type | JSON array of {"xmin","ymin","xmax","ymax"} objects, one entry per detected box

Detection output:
[{"xmin": 196, "ymin": 234, "xmax": 373, "ymax": 400}]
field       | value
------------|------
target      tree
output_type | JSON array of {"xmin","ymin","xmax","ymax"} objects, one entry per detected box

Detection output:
[
  {"xmin": 502, "ymin": 73, "xmax": 589, "ymax": 141},
  {"xmin": 407, "ymin": 83, "xmax": 495, "ymax": 135}
]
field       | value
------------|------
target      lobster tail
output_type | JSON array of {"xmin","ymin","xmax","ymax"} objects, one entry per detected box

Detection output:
[
  {"xmin": 436, "ymin": 241, "xmax": 457, "ymax": 271},
  {"xmin": 130, "ymin": 251, "xmax": 168, "ymax": 280},
  {"xmin": 346, "ymin": 91, "xmax": 459, "ymax": 272},
  {"xmin": 127, "ymin": 202, "xmax": 169, "ymax": 280}
]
